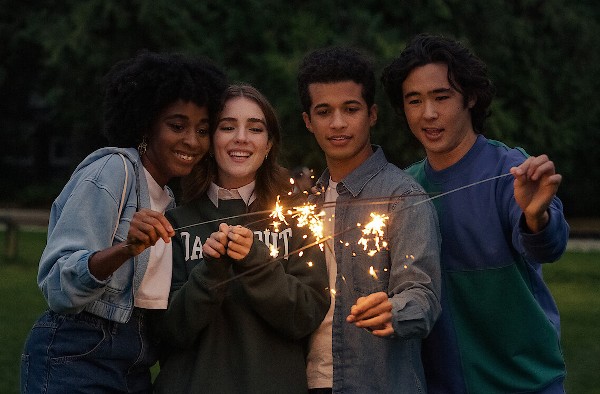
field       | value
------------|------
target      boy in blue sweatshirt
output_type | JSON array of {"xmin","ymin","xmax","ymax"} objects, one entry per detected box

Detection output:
[{"xmin": 382, "ymin": 33, "xmax": 569, "ymax": 393}]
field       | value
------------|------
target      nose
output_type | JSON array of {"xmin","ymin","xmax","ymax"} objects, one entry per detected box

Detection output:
[
  {"xmin": 182, "ymin": 129, "xmax": 203, "ymax": 150},
  {"xmin": 330, "ymin": 109, "xmax": 347, "ymax": 129},
  {"xmin": 234, "ymin": 128, "xmax": 249, "ymax": 143},
  {"xmin": 423, "ymin": 100, "xmax": 438, "ymax": 119}
]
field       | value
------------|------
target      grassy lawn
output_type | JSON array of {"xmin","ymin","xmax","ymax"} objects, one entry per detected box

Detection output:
[
  {"xmin": 1, "ymin": 229, "xmax": 599, "ymax": 393},
  {"xmin": 544, "ymin": 251, "xmax": 600, "ymax": 393}
]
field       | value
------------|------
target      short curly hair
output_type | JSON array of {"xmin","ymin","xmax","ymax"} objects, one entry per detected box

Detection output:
[
  {"xmin": 297, "ymin": 46, "xmax": 376, "ymax": 115},
  {"xmin": 381, "ymin": 34, "xmax": 495, "ymax": 133},
  {"xmin": 102, "ymin": 50, "xmax": 228, "ymax": 147}
]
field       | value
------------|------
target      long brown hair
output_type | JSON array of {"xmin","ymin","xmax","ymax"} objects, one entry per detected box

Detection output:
[{"xmin": 181, "ymin": 84, "xmax": 291, "ymax": 210}]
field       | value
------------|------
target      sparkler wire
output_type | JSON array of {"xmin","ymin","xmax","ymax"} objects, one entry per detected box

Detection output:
[
  {"xmin": 171, "ymin": 195, "xmax": 433, "ymax": 232},
  {"xmin": 204, "ymin": 172, "xmax": 513, "ymax": 289}
]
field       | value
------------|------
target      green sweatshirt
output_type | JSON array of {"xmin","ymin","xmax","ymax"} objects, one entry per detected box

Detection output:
[{"xmin": 153, "ymin": 195, "xmax": 330, "ymax": 393}]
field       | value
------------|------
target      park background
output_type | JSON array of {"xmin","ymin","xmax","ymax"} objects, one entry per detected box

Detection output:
[{"xmin": 1, "ymin": 0, "xmax": 599, "ymax": 393}]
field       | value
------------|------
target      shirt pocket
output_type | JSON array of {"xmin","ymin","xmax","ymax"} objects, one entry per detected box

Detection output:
[
  {"xmin": 104, "ymin": 259, "xmax": 133, "ymax": 302},
  {"xmin": 351, "ymin": 248, "xmax": 391, "ymax": 295}
]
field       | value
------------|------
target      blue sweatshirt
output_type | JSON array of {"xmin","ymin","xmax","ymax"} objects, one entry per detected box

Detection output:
[{"xmin": 407, "ymin": 135, "xmax": 568, "ymax": 393}]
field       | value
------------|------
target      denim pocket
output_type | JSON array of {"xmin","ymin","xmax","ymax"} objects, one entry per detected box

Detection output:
[
  {"xmin": 49, "ymin": 314, "xmax": 107, "ymax": 364},
  {"xmin": 351, "ymin": 248, "xmax": 391, "ymax": 295}
]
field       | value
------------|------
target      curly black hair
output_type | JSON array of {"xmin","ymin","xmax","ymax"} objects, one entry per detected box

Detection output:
[
  {"xmin": 381, "ymin": 34, "xmax": 495, "ymax": 133},
  {"xmin": 297, "ymin": 46, "xmax": 376, "ymax": 115},
  {"xmin": 102, "ymin": 50, "xmax": 228, "ymax": 147}
]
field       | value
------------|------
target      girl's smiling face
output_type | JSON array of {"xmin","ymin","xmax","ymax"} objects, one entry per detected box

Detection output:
[
  {"xmin": 213, "ymin": 96, "xmax": 272, "ymax": 189},
  {"xmin": 142, "ymin": 100, "xmax": 210, "ymax": 187}
]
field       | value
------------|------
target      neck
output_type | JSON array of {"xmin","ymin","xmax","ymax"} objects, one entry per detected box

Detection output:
[
  {"xmin": 428, "ymin": 133, "xmax": 478, "ymax": 171},
  {"xmin": 328, "ymin": 158, "xmax": 367, "ymax": 182},
  {"xmin": 327, "ymin": 145, "xmax": 373, "ymax": 182}
]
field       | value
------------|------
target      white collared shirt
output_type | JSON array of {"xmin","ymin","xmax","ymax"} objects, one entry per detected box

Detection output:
[{"xmin": 208, "ymin": 180, "xmax": 256, "ymax": 208}]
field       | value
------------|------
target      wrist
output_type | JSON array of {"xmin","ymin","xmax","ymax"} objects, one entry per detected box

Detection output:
[{"xmin": 524, "ymin": 211, "xmax": 550, "ymax": 233}]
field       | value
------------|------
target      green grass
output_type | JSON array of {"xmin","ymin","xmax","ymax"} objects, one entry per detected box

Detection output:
[
  {"xmin": 544, "ymin": 251, "xmax": 600, "ymax": 393},
  {"xmin": 0, "ymin": 230, "xmax": 48, "ymax": 393},
  {"xmin": 1, "ymin": 230, "xmax": 599, "ymax": 393}
]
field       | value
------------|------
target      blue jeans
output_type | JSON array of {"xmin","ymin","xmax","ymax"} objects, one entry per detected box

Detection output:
[{"xmin": 20, "ymin": 309, "xmax": 157, "ymax": 393}]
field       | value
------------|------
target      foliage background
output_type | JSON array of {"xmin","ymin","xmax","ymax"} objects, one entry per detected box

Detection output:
[{"xmin": 1, "ymin": 0, "xmax": 599, "ymax": 215}]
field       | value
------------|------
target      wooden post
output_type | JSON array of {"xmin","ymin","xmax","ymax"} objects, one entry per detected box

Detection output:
[{"xmin": 1, "ymin": 217, "xmax": 19, "ymax": 259}]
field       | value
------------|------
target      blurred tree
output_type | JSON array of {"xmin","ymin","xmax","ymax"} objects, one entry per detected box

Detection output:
[{"xmin": 1, "ymin": 0, "xmax": 598, "ymax": 215}]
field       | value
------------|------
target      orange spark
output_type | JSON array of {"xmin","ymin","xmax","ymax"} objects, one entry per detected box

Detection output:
[
  {"xmin": 369, "ymin": 265, "xmax": 378, "ymax": 279},
  {"xmin": 357, "ymin": 212, "xmax": 389, "ymax": 256},
  {"xmin": 269, "ymin": 244, "xmax": 279, "ymax": 258},
  {"xmin": 291, "ymin": 203, "xmax": 325, "ymax": 243},
  {"xmin": 269, "ymin": 196, "xmax": 289, "ymax": 231}
]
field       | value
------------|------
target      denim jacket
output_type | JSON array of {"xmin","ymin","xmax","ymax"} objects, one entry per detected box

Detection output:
[
  {"xmin": 37, "ymin": 147, "xmax": 174, "ymax": 323},
  {"xmin": 310, "ymin": 146, "xmax": 441, "ymax": 393}
]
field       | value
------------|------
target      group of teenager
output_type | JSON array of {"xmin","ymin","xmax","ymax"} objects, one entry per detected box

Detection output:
[{"xmin": 20, "ymin": 33, "xmax": 569, "ymax": 394}]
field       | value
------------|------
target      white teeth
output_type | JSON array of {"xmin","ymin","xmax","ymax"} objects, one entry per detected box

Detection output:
[
  {"xmin": 229, "ymin": 151, "xmax": 251, "ymax": 158},
  {"xmin": 176, "ymin": 152, "xmax": 194, "ymax": 161}
]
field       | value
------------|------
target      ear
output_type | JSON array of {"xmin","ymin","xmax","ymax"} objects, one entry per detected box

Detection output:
[
  {"xmin": 467, "ymin": 95, "xmax": 476, "ymax": 109},
  {"xmin": 369, "ymin": 104, "xmax": 378, "ymax": 127},
  {"xmin": 302, "ymin": 112, "xmax": 314, "ymax": 133}
]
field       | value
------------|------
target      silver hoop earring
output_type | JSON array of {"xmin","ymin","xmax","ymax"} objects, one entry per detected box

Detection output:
[{"xmin": 138, "ymin": 136, "xmax": 148, "ymax": 156}]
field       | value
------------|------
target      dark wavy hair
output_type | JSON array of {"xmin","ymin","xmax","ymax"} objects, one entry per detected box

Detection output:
[
  {"xmin": 297, "ymin": 46, "xmax": 376, "ymax": 116},
  {"xmin": 102, "ymin": 50, "xmax": 228, "ymax": 146},
  {"xmin": 182, "ymin": 84, "xmax": 292, "ymax": 210},
  {"xmin": 381, "ymin": 33, "xmax": 495, "ymax": 133}
]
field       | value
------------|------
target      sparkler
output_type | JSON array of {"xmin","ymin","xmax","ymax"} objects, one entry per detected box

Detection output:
[
  {"xmin": 269, "ymin": 195, "xmax": 288, "ymax": 232},
  {"xmin": 357, "ymin": 213, "xmax": 389, "ymax": 257},
  {"xmin": 369, "ymin": 266, "xmax": 378, "ymax": 280},
  {"xmin": 188, "ymin": 173, "xmax": 514, "ymax": 288},
  {"xmin": 290, "ymin": 203, "xmax": 325, "ymax": 250}
]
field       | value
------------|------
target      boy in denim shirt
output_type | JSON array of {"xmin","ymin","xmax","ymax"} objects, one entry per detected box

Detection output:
[{"xmin": 298, "ymin": 46, "xmax": 442, "ymax": 393}]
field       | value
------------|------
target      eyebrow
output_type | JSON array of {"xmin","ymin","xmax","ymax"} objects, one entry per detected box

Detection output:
[
  {"xmin": 404, "ymin": 87, "xmax": 452, "ymax": 99},
  {"xmin": 164, "ymin": 114, "xmax": 209, "ymax": 123},
  {"xmin": 219, "ymin": 116, "xmax": 265, "ymax": 124},
  {"xmin": 312, "ymin": 100, "xmax": 363, "ymax": 109}
]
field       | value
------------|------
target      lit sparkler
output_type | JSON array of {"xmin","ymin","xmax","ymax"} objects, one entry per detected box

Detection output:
[
  {"xmin": 269, "ymin": 196, "xmax": 288, "ymax": 232},
  {"xmin": 199, "ymin": 172, "xmax": 514, "ymax": 288},
  {"xmin": 357, "ymin": 213, "xmax": 389, "ymax": 256},
  {"xmin": 290, "ymin": 203, "xmax": 325, "ymax": 249},
  {"xmin": 269, "ymin": 244, "xmax": 279, "ymax": 258},
  {"xmin": 369, "ymin": 266, "xmax": 378, "ymax": 280}
]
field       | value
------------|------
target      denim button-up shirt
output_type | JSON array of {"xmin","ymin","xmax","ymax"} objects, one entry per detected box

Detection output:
[{"xmin": 310, "ymin": 146, "xmax": 441, "ymax": 393}]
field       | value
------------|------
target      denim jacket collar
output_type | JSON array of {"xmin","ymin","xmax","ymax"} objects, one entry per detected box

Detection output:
[{"xmin": 315, "ymin": 145, "xmax": 387, "ymax": 198}]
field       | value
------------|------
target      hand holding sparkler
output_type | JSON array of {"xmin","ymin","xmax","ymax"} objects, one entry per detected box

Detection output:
[
  {"xmin": 510, "ymin": 155, "xmax": 562, "ymax": 233},
  {"xmin": 202, "ymin": 223, "xmax": 254, "ymax": 261},
  {"xmin": 94, "ymin": 208, "xmax": 174, "ymax": 281},
  {"xmin": 123, "ymin": 208, "xmax": 175, "ymax": 255},
  {"xmin": 346, "ymin": 292, "xmax": 395, "ymax": 337}
]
